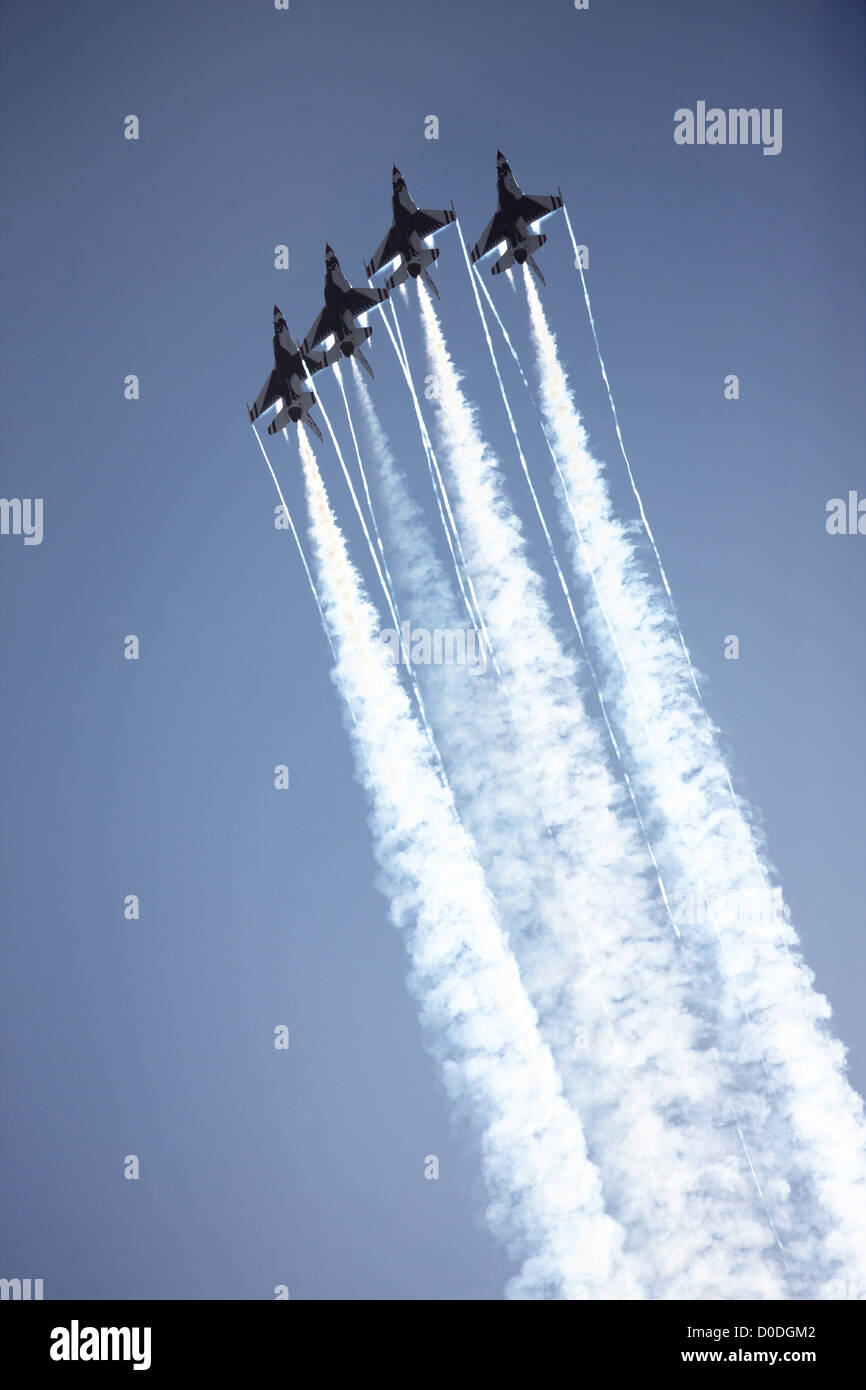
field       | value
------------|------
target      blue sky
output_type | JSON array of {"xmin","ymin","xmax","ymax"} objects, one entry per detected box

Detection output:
[{"xmin": 1, "ymin": 0, "xmax": 863, "ymax": 1298}]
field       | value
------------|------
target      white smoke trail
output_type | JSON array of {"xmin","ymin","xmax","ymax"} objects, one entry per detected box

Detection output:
[
  {"xmin": 310, "ymin": 367, "xmax": 447, "ymax": 785},
  {"xmin": 561, "ymin": 206, "xmax": 695, "ymax": 669},
  {"xmin": 414, "ymin": 283, "xmax": 788, "ymax": 1298},
  {"xmin": 379, "ymin": 301, "xmax": 500, "ymax": 675},
  {"xmin": 334, "ymin": 362, "xmax": 397, "ymax": 602},
  {"xmin": 524, "ymin": 268, "xmax": 866, "ymax": 1296},
  {"xmin": 295, "ymin": 426, "xmax": 642, "ymax": 1301},
  {"xmin": 467, "ymin": 275, "xmax": 790, "ymax": 1262},
  {"xmin": 456, "ymin": 225, "xmax": 677, "ymax": 935},
  {"xmin": 250, "ymin": 422, "xmax": 333, "ymax": 655}
]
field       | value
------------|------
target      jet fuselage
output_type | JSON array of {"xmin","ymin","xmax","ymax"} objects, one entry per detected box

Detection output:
[
  {"xmin": 497, "ymin": 166, "xmax": 539, "ymax": 256},
  {"xmin": 322, "ymin": 257, "xmax": 368, "ymax": 351},
  {"xmin": 272, "ymin": 319, "xmax": 311, "ymax": 416},
  {"xmin": 392, "ymin": 180, "xmax": 430, "ymax": 275}
]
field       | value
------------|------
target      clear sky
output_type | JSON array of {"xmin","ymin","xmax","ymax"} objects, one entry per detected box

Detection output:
[{"xmin": 1, "ymin": 0, "xmax": 863, "ymax": 1299}]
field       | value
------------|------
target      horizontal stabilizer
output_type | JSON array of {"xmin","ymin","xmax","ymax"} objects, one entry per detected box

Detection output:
[
  {"xmin": 491, "ymin": 248, "xmax": 516, "ymax": 276},
  {"xmin": 267, "ymin": 405, "xmax": 291, "ymax": 435},
  {"xmin": 267, "ymin": 391, "xmax": 314, "ymax": 435},
  {"xmin": 385, "ymin": 263, "xmax": 409, "ymax": 292}
]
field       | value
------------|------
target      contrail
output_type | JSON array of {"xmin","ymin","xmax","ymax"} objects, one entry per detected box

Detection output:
[
  {"xmin": 523, "ymin": 267, "xmax": 866, "ymax": 1295},
  {"xmin": 475, "ymin": 260, "xmax": 801, "ymax": 1265},
  {"xmin": 311, "ymin": 367, "xmax": 448, "ymax": 786},
  {"xmin": 295, "ymin": 426, "xmax": 642, "ymax": 1301},
  {"xmin": 561, "ymin": 204, "xmax": 693, "ymax": 655},
  {"xmin": 305, "ymin": 365, "xmax": 400, "ymax": 629},
  {"xmin": 513, "ymin": 264, "xmax": 792, "ymax": 1261},
  {"xmin": 378, "ymin": 300, "xmax": 500, "ymax": 676},
  {"xmin": 250, "ymin": 421, "xmax": 336, "ymax": 663},
  {"xmin": 562, "ymin": 204, "xmax": 772, "ymax": 823},
  {"xmin": 415, "ymin": 282, "xmax": 788, "ymax": 1298},
  {"xmin": 334, "ymin": 361, "xmax": 398, "ymax": 607},
  {"xmin": 251, "ymin": 420, "xmax": 371, "ymax": 755},
  {"xmin": 456, "ymin": 222, "xmax": 678, "ymax": 937}
]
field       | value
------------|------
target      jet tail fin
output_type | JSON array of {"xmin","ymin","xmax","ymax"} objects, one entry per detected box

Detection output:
[
  {"xmin": 491, "ymin": 247, "xmax": 516, "ymax": 277},
  {"xmin": 527, "ymin": 254, "xmax": 546, "ymax": 287},
  {"xmin": 355, "ymin": 347, "xmax": 374, "ymax": 380}
]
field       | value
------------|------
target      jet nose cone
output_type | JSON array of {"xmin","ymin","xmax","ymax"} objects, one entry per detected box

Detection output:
[
  {"xmin": 392, "ymin": 164, "xmax": 400, "ymax": 176},
  {"xmin": 497, "ymin": 149, "xmax": 505, "ymax": 159},
  {"xmin": 273, "ymin": 304, "xmax": 282, "ymax": 316},
  {"xmin": 325, "ymin": 243, "xmax": 334, "ymax": 255}
]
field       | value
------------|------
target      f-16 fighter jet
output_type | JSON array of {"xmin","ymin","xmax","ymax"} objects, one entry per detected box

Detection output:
[
  {"xmin": 470, "ymin": 151, "xmax": 563, "ymax": 286},
  {"xmin": 302, "ymin": 245, "xmax": 389, "ymax": 379},
  {"xmin": 248, "ymin": 306, "xmax": 325, "ymax": 440},
  {"xmin": 365, "ymin": 167, "xmax": 456, "ymax": 299}
]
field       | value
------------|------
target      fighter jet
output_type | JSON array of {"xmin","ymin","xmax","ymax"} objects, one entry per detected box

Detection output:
[
  {"xmin": 365, "ymin": 167, "xmax": 455, "ymax": 299},
  {"xmin": 470, "ymin": 151, "xmax": 563, "ymax": 286},
  {"xmin": 302, "ymin": 246, "xmax": 389, "ymax": 379},
  {"xmin": 248, "ymin": 306, "xmax": 325, "ymax": 441}
]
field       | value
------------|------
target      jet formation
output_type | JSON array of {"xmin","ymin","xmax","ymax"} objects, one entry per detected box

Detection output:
[{"xmin": 248, "ymin": 154, "xmax": 564, "ymax": 440}]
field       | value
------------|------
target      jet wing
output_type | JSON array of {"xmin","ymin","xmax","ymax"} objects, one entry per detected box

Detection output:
[
  {"xmin": 249, "ymin": 369, "xmax": 281, "ymax": 423},
  {"xmin": 302, "ymin": 347, "xmax": 328, "ymax": 377},
  {"xmin": 276, "ymin": 322, "xmax": 300, "ymax": 356},
  {"xmin": 342, "ymin": 285, "xmax": 388, "ymax": 319},
  {"xmin": 470, "ymin": 210, "xmax": 508, "ymax": 262},
  {"xmin": 519, "ymin": 191, "xmax": 563, "ymax": 222},
  {"xmin": 412, "ymin": 207, "xmax": 456, "ymax": 239},
  {"xmin": 365, "ymin": 225, "xmax": 402, "ymax": 277},
  {"xmin": 303, "ymin": 304, "xmax": 338, "ymax": 353}
]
